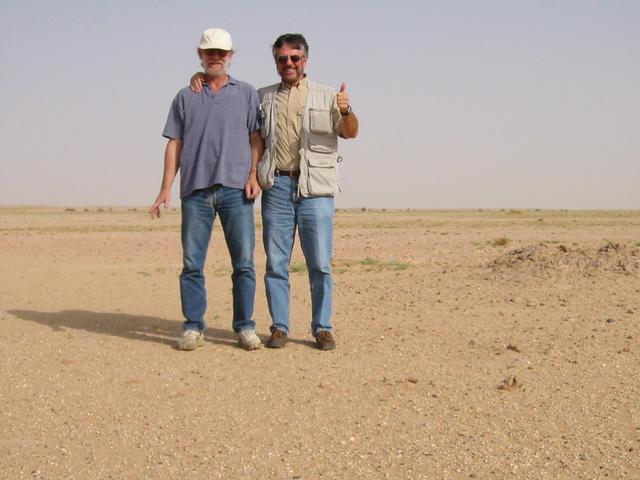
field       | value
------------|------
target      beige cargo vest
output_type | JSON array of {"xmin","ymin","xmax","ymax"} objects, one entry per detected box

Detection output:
[{"xmin": 257, "ymin": 81, "xmax": 342, "ymax": 197}]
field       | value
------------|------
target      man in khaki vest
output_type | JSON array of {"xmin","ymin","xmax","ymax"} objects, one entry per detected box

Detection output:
[{"xmin": 258, "ymin": 33, "xmax": 358, "ymax": 350}]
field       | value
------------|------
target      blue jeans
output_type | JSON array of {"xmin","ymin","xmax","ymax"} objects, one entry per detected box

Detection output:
[
  {"xmin": 180, "ymin": 186, "xmax": 256, "ymax": 333},
  {"xmin": 261, "ymin": 175, "xmax": 334, "ymax": 336}
]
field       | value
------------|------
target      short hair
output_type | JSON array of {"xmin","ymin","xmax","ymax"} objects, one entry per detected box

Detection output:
[{"xmin": 272, "ymin": 33, "xmax": 309, "ymax": 58}]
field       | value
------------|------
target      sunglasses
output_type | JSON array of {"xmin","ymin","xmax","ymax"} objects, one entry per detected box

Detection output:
[
  {"xmin": 201, "ymin": 49, "xmax": 230, "ymax": 57},
  {"xmin": 276, "ymin": 55, "xmax": 304, "ymax": 65}
]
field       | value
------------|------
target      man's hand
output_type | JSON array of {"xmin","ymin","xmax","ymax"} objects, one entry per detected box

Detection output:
[
  {"xmin": 337, "ymin": 82, "xmax": 350, "ymax": 114},
  {"xmin": 149, "ymin": 189, "xmax": 171, "ymax": 219},
  {"xmin": 149, "ymin": 139, "xmax": 182, "ymax": 218},
  {"xmin": 247, "ymin": 130, "xmax": 264, "ymax": 197},
  {"xmin": 336, "ymin": 82, "xmax": 359, "ymax": 139},
  {"xmin": 245, "ymin": 175, "xmax": 261, "ymax": 200},
  {"xmin": 190, "ymin": 72, "xmax": 206, "ymax": 93}
]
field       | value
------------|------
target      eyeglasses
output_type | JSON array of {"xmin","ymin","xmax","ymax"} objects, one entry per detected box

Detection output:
[
  {"xmin": 276, "ymin": 55, "xmax": 304, "ymax": 65},
  {"xmin": 201, "ymin": 49, "xmax": 230, "ymax": 57}
]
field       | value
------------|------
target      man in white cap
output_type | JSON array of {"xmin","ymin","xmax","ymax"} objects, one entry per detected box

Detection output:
[{"xmin": 150, "ymin": 28, "xmax": 264, "ymax": 351}]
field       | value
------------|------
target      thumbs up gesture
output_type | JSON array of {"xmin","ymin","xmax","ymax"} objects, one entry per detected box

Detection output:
[{"xmin": 337, "ymin": 82, "xmax": 350, "ymax": 114}]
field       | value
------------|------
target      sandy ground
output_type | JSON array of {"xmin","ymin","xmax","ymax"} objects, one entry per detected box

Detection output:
[{"xmin": 1, "ymin": 206, "xmax": 639, "ymax": 479}]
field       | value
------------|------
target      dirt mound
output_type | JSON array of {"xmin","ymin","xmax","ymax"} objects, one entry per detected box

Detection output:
[{"xmin": 487, "ymin": 242, "xmax": 639, "ymax": 277}]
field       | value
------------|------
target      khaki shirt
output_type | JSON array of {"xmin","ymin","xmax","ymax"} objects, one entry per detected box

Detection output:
[{"xmin": 274, "ymin": 76, "xmax": 342, "ymax": 171}]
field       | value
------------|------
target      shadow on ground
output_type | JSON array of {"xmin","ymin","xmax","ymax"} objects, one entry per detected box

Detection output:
[
  {"xmin": 6, "ymin": 309, "xmax": 317, "ymax": 349},
  {"xmin": 6, "ymin": 309, "xmax": 238, "ymax": 348}
]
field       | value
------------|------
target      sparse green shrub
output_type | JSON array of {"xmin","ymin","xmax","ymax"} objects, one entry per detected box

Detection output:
[
  {"xmin": 360, "ymin": 257, "xmax": 410, "ymax": 271},
  {"xmin": 492, "ymin": 237, "xmax": 510, "ymax": 246},
  {"xmin": 289, "ymin": 262, "xmax": 307, "ymax": 273}
]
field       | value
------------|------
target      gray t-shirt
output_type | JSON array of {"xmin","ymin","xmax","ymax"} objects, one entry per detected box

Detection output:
[{"xmin": 163, "ymin": 76, "xmax": 260, "ymax": 198}]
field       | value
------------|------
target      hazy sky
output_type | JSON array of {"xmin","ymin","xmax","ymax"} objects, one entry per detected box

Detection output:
[{"xmin": 2, "ymin": 0, "xmax": 639, "ymax": 209}]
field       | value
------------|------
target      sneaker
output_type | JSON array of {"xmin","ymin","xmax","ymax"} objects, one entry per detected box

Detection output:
[
  {"xmin": 265, "ymin": 329, "xmax": 288, "ymax": 349},
  {"xmin": 315, "ymin": 330, "xmax": 336, "ymax": 351},
  {"xmin": 177, "ymin": 329, "xmax": 204, "ymax": 351},
  {"xmin": 237, "ymin": 329, "xmax": 263, "ymax": 351}
]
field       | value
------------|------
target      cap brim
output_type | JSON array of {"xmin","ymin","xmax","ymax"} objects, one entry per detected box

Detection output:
[{"xmin": 198, "ymin": 44, "xmax": 233, "ymax": 51}]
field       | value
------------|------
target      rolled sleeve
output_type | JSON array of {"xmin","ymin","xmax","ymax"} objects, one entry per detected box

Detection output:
[{"xmin": 162, "ymin": 94, "xmax": 184, "ymax": 140}]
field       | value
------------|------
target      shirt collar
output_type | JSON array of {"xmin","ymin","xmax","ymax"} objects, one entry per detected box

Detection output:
[
  {"xmin": 203, "ymin": 75, "xmax": 237, "ymax": 91},
  {"xmin": 280, "ymin": 75, "xmax": 308, "ymax": 90}
]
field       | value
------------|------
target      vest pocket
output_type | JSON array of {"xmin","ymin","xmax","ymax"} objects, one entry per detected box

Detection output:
[
  {"xmin": 308, "ymin": 142, "xmax": 336, "ymax": 154},
  {"xmin": 309, "ymin": 108, "xmax": 333, "ymax": 134},
  {"xmin": 260, "ymin": 101, "xmax": 271, "ymax": 138},
  {"xmin": 303, "ymin": 150, "xmax": 341, "ymax": 196},
  {"xmin": 257, "ymin": 148, "xmax": 274, "ymax": 190}
]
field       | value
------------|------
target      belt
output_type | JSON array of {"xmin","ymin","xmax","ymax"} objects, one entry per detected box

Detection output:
[{"xmin": 275, "ymin": 169, "xmax": 300, "ymax": 178}]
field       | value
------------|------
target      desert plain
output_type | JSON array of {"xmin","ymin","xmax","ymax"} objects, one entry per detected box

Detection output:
[{"xmin": 0, "ymin": 206, "xmax": 639, "ymax": 479}]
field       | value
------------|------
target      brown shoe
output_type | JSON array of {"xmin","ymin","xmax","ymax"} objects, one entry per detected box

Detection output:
[
  {"xmin": 315, "ymin": 330, "xmax": 336, "ymax": 351},
  {"xmin": 266, "ymin": 328, "xmax": 288, "ymax": 349}
]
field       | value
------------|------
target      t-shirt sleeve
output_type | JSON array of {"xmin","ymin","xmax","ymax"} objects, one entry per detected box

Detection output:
[
  {"xmin": 162, "ymin": 93, "xmax": 184, "ymax": 139},
  {"xmin": 246, "ymin": 87, "xmax": 261, "ymax": 133}
]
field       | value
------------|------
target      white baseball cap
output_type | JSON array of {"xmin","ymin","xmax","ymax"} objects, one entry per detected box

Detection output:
[{"xmin": 198, "ymin": 28, "xmax": 233, "ymax": 51}]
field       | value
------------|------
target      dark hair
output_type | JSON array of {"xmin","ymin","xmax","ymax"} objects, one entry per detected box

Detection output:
[{"xmin": 272, "ymin": 33, "xmax": 309, "ymax": 57}]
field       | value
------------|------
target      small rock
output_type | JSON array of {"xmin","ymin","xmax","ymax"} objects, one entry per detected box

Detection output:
[
  {"xmin": 599, "ymin": 242, "xmax": 620, "ymax": 253},
  {"xmin": 506, "ymin": 344, "xmax": 521, "ymax": 352},
  {"xmin": 497, "ymin": 376, "xmax": 519, "ymax": 391}
]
